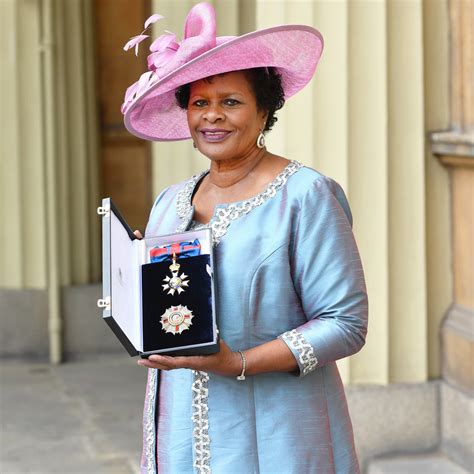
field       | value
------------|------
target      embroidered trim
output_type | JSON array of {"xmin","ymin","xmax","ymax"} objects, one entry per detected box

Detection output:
[
  {"xmin": 192, "ymin": 370, "xmax": 211, "ymax": 473},
  {"xmin": 175, "ymin": 219, "xmax": 189, "ymax": 233},
  {"xmin": 175, "ymin": 160, "xmax": 303, "ymax": 246},
  {"xmin": 188, "ymin": 220, "xmax": 208, "ymax": 231},
  {"xmin": 176, "ymin": 171, "xmax": 207, "ymax": 220},
  {"xmin": 280, "ymin": 329, "xmax": 318, "ymax": 376},
  {"xmin": 142, "ymin": 368, "xmax": 158, "ymax": 474}
]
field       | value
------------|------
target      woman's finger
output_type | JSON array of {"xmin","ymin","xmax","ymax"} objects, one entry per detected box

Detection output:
[
  {"xmin": 133, "ymin": 229, "xmax": 143, "ymax": 239},
  {"xmin": 137, "ymin": 354, "xmax": 202, "ymax": 371},
  {"xmin": 139, "ymin": 354, "xmax": 183, "ymax": 370},
  {"xmin": 148, "ymin": 354, "xmax": 176, "ymax": 366},
  {"xmin": 137, "ymin": 359, "xmax": 173, "ymax": 370}
]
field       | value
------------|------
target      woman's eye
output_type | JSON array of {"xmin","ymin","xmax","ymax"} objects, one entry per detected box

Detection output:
[
  {"xmin": 192, "ymin": 99, "xmax": 207, "ymax": 107},
  {"xmin": 224, "ymin": 99, "xmax": 239, "ymax": 106}
]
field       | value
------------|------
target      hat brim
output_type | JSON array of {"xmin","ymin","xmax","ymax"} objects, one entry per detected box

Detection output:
[{"xmin": 124, "ymin": 25, "xmax": 323, "ymax": 141}]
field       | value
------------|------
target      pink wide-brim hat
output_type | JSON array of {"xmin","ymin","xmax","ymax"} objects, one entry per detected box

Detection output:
[{"xmin": 122, "ymin": 2, "xmax": 324, "ymax": 142}]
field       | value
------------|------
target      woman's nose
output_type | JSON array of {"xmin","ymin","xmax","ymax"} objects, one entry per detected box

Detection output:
[{"xmin": 203, "ymin": 104, "xmax": 224, "ymax": 122}]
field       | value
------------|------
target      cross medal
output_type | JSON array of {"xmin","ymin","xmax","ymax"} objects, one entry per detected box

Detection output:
[{"xmin": 162, "ymin": 253, "xmax": 190, "ymax": 295}]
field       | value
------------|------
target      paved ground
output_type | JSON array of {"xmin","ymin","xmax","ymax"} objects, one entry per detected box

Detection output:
[
  {"xmin": 368, "ymin": 454, "xmax": 471, "ymax": 474},
  {"xmin": 2, "ymin": 356, "xmax": 471, "ymax": 474},
  {"xmin": 0, "ymin": 355, "xmax": 147, "ymax": 474}
]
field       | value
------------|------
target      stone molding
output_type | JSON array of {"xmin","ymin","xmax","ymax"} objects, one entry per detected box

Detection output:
[
  {"xmin": 441, "ymin": 304, "xmax": 474, "ymax": 395},
  {"xmin": 430, "ymin": 131, "xmax": 474, "ymax": 160}
]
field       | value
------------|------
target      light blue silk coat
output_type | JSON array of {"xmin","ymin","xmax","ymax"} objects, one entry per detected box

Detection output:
[{"xmin": 141, "ymin": 161, "xmax": 368, "ymax": 474}]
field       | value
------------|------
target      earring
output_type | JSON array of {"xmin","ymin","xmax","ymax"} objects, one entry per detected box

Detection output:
[
  {"xmin": 256, "ymin": 131, "xmax": 265, "ymax": 149},
  {"xmin": 192, "ymin": 142, "xmax": 197, "ymax": 149}
]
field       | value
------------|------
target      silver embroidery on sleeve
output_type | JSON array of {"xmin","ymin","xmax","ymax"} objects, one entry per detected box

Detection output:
[
  {"xmin": 192, "ymin": 370, "xmax": 211, "ymax": 473},
  {"xmin": 280, "ymin": 329, "xmax": 318, "ymax": 376},
  {"xmin": 142, "ymin": 368, "xmax": 158, "ymax": 474},
  {"xmin": 176, "ymin": 161, "xmax": 303, "ymax": 246}
]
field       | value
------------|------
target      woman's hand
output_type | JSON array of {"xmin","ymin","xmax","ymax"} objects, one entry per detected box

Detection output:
[{"xmin": 137, "ymin": 339, "xmax": 242, "ymax": 377}]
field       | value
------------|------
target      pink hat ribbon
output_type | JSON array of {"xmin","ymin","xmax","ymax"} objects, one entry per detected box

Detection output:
[{"xmin": 121, "ymin": 2, "xmax": 220, "ymax": 114}]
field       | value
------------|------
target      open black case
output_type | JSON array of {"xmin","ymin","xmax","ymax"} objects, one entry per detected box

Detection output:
[{"xmin": 97, "ymin": 198, "xmax": 219, "ymax": 357}]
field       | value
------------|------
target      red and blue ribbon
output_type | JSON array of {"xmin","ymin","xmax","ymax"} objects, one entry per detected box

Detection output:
[{"xmin": 150, "ymin": 239, "xmax": 201, "ymax": 263}]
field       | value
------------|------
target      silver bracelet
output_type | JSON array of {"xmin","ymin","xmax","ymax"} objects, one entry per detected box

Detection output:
[{"xmin": 236, "ymin": 350, "xmax": 246, "ymax": 381}]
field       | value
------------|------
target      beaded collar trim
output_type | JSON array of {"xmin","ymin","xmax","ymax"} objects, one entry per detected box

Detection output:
[{"xmin": 176, "ymin": 160, "xmax": 303, "ymax": 245}]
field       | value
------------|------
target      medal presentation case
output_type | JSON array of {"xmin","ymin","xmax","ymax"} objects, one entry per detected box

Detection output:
[{"xmin": 97, "ymin": 198, "xmax": 219, "ymax": 357}]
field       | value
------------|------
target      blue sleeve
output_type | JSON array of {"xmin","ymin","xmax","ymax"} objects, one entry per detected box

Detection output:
[
  {"xmin": 144, "ymin": 186, "xmax": 172, "ymax": 237},
  {"xmin": 279, "ymin": 176, "xmax": 368, "ymax": 376}
]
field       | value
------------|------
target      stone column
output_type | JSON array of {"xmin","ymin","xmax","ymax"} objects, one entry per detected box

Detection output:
[
  {"xmin": 429, "ymin": 0, "xmax": 473, "ymax": 469},
  {"xmin": 0, "ymin": 0, "xmax": 100, "ymax": 362}
]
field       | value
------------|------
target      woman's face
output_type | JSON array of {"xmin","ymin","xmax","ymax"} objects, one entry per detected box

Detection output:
[{"xmin": 187, "ymin": 71, "xmax": 267, "ymax": 162}]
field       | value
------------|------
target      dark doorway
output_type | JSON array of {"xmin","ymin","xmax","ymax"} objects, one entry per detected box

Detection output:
[{"xmin": 93, "ymin": 0, "xmax": 152, "ymax": 232}]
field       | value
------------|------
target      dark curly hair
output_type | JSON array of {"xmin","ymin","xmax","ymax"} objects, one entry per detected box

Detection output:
[{"xmin": 175, "ymin": 67, "xmax": 285, "ymax": 133}]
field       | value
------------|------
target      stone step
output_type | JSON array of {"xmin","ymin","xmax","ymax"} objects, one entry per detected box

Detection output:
[{"xmin": 367, "ymin": 453, "xmax": 471, "ymax": 474}]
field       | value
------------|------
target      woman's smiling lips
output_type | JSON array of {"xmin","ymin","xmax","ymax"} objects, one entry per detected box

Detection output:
[{"xmin": 199, "ymin": 128, "xmax": 232, "ymax": 142}]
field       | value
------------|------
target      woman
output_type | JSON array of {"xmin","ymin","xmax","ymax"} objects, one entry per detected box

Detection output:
[{"xmin": 122, "ymin": 3, "xmax": 368, "ymax": 473}]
